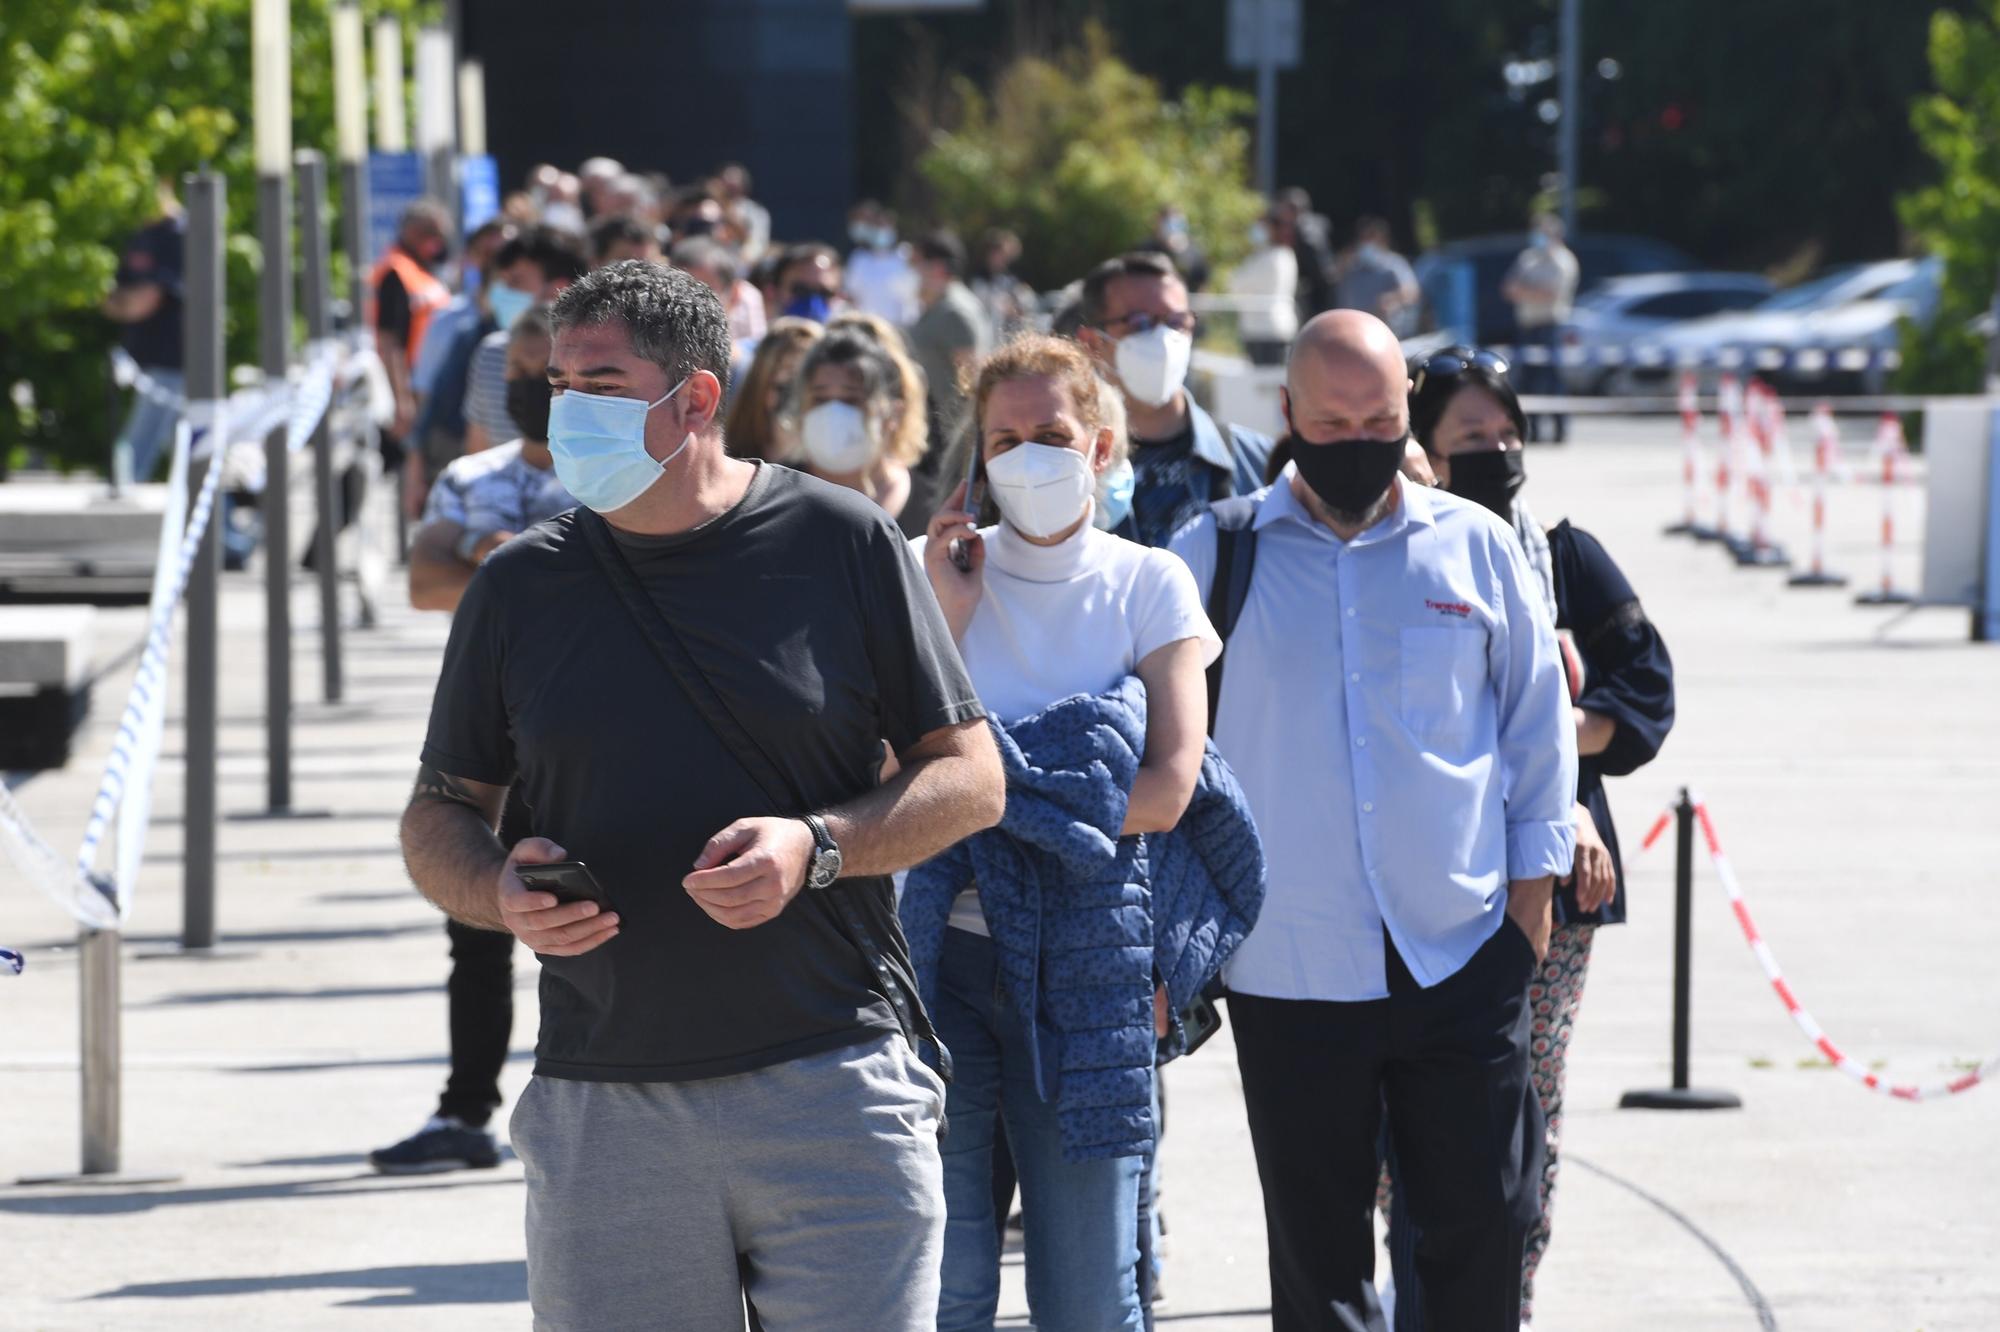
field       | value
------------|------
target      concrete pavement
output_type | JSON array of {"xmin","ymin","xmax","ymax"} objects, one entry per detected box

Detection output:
[{"xmin": 3, "ymin": 418, "xmax": 1997, "ymax": 1329}]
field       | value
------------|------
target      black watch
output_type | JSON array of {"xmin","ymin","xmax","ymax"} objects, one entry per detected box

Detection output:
[{"xmin": 799, "ymin": 813, "xmax": 843, "ymax": 890}]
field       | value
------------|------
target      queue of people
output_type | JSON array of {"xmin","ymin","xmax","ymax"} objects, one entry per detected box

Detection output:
[{"xmin": 367, "ymin": 159, "xmax": 1673, "ymax": 1331}]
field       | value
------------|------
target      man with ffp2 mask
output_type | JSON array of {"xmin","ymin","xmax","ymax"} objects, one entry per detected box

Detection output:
[{"xmin": 1075, "ymin": 251, "xmax": 1271, "ymax": 549}]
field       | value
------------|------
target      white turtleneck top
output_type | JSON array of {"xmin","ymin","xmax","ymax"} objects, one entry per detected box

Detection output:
[{"xmin": 912, "ymin": 517, "xmax": 1220, "ymax": 935}]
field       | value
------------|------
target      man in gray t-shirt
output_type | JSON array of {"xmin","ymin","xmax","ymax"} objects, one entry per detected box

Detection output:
[
  {"xmin": 906, "ymin": 230, "xmax": 993, "ymax": 524},
  {"xmin": 1334, "ymin": 215, "xmax": 1420, "ymax": 336}
]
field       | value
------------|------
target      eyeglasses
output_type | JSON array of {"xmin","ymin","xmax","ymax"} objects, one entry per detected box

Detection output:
[
  {"xmin": 1099, "ymin": 309, "xmax": 1199, "ymax": 338},
  {"xmin": 1412, "ymin": 346, "xmax": 1510, "ymax": 395}
]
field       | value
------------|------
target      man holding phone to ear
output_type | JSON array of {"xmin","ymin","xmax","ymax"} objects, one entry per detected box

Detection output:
[{"xmin": 400, "ymin": 262, "xmax": 1005, "ymax": 1330}]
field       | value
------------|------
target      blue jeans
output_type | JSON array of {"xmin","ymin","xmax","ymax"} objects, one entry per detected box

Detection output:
[
  {"xmin": 933, "ymin": 927, "xmax": 1144, "ymax": 1332},
  {"xmin": 113, "ymin": 367, "xmax": 183, "ymax": 487}
]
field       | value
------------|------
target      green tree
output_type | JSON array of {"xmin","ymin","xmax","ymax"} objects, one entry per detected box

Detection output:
[
  {"xmin": 914, "ymin": 25, "xmax": 1263, "ymax": 293},
  {"xmin": 0, "ymin": 0, "xmax": 433, "ymax": 477},
  {"xmin": 1897, "ymin": 3, "xmax": 2000, "ymax": 394}
]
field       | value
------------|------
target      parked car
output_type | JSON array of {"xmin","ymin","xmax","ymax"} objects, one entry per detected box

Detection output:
[
  {"xmin": 1411, "ymin": 232, "xmax": 1698, "ymax": 347},
  {"xmin": 1557, "ymin": 272, "xmax": 1775, "ymax": 394},
  {"xmin": 1619, "ymin": 257, "xmax": 1942, "ymax": 395}
]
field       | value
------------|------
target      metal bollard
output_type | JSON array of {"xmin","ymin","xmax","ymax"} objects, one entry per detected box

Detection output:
[
  {"xmin": 79, "ymin": 926, "xmax": 121, "ymax": 1174},
  {"xmin": 258, "ymin": 169, "xmax": 295, "ymax": 812},
  {"xmin": 298, "ymin": 150, "xmax": 345, "ymax": 702},
  {"xmin": 181, "ymin": 171, "xmax": 224, "ymax": 952},
  {"xmin": 1620, "ymin": 789, "xmax": 1743, "ymax": 1111}
]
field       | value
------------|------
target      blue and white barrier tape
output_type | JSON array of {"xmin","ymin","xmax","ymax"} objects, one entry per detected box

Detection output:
[
  {"xmin": 1, "ymin": 402, "xmax": 233, "ymax": 944},
  {"xmin": 72, "ymin": 408, "xmax": 230, "ymax": 916}
]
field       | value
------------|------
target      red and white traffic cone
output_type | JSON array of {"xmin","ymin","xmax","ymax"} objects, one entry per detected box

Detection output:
[
  {"xmin": 1665, "ymin": 371, "xmax": 1714, "ymax": 537},
  {"xmin": 1735, "ymin": 379, "xmax": 1790, "ymax": 567},
  {"xmin": 1788, "ymin": 402, "xmax": 1848, "ymax": 587},
  {"xmin": 1855, "ymin": 413, "xmax": 1914, "ymax": 605}
]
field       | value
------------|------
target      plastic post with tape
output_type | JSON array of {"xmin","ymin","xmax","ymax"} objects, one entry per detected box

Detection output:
[
  {"xmin": 1789, "ymin": 402, "xmax": 1849, "ymax": 588},
  {"xmin": 1734, "ymin": 379, "xmax": 1791, "ymax": 568},
  {"xmin": 1713, "ymin": 374, "xmax": 1743, "ymax": 550},
  {"xmin": 1855, "ymin": 413, "xmax": 1915, "ymax": 606},
  {"xmin": 1665, "ymin": 371, "xmax": 1713, "ymax": 538}
]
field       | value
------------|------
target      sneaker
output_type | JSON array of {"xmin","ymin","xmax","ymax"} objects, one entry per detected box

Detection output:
[{"xmin": 368, "ymin": 1115, "xmax": 500, "ymax": 1175}]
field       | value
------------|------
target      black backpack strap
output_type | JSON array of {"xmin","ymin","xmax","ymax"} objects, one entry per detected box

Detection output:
[
  {"xmin": 574, "ymin": 508, "xmax": 952, "ymax": 1082},
  {"xmin": 1203, "ymin": 496, "xmax": 1261, "ymax": 736},
  {"xmin": 1209, "ymin": 417, "xmax": 1237, "ymax": 502}
]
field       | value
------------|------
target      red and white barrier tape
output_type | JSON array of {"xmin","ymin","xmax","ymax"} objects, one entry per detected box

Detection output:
[{"xmin": 1640, "ymin": 797, "xmax": 1998, "ymax": 1100}]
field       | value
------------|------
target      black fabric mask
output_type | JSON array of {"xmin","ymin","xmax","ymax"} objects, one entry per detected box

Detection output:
[
  {"xmin": 506, "ymin": 375, "xmax": 552, "ymax": 442},
  {"xmin": 1444, "ymin": 448, "xmax": 1527, "ymax": 524},
  {"xmin": 1289, "ymin": 431, "xmax": 1408, "ymax": 522}
]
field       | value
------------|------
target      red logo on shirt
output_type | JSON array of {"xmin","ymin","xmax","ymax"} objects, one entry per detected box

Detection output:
[{"xmin": 1425, "ymin": 599, "xmax": 1473, "ymax": 618}]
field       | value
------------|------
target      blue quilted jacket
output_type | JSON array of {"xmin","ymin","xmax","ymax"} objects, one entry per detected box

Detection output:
[{"xmin": 901, "ymin": 676, "xmax": 1266, "ymax": 1163}]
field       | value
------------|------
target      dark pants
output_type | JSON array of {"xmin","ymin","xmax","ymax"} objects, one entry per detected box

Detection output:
[
  {"xmin": 435, "ymin": 788, "xmax": 530, "ymax": 1128},
  {"xmin": 1232, "ymin": 924, "xmax": 1544, "ymax": 1332},
  {"xmin": 1521, "ymin": 325, "xmax": 1567, "ymax": 443}
]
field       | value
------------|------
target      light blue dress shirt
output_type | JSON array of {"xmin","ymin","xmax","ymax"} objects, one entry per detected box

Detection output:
[{"xmin": 1171, "ymin": 469, "xmax": 1577, "ymax": 1001}]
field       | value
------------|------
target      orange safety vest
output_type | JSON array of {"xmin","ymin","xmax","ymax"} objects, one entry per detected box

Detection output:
[{"xmin": 367, "ymin": 245, "xmax": 453, "ymax": 368}]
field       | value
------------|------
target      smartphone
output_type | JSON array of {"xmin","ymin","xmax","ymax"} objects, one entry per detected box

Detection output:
[
  {"xmin": 1171, "ymin": 991, "xmax": 1224, "ymax": 1058},
  {"xmin": 949, "ymin": 446, "xmax": 985, "ymax": 572},
  {"xmin": 514, "ymin": 860, "xmax": 612, "ymax": 910}
]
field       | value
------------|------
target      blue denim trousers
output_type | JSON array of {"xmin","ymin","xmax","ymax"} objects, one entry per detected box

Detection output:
[
  {"xmin": 932, "ymin": 926, "xmax": 1144, "ymax": 1332},
  {"xmin": 113, "ymin": 367, "xmax": 184, "ymax": 487}
]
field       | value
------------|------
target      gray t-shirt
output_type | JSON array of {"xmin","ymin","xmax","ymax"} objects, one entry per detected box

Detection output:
[
  {"xmin": 422, "ymin": 462, "xmax": 985, "ymax": 1082},
  {"xmin": 909, "ymin": 281, "xmax": 993, "ymax": 434},
  {"xmin": 1336, "ymin": 247, "xmax": 1418, "ymax": 331}
]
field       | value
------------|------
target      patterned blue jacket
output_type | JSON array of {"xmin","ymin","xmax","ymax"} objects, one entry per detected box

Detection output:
[{"xmin": 901, "ymin": 676, "xmax": 1266, "ymax": 1162}]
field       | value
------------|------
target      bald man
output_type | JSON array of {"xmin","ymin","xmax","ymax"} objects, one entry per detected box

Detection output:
[{"xmin": 1171, "ymin": 312, "xmax": 1577, "ymax": 1331}]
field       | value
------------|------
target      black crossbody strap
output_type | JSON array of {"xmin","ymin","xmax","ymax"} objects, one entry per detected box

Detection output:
[
  {"xmin": 1202, "ymin": 497, "xmax": 1262, "ymax": 736},
  {"xmin": 574, "ymin": 508, "xmax": 952, "ymax": 1081}
]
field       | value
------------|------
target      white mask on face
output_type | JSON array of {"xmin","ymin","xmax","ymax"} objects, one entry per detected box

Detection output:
[
  {"xmin": 1114, "ymin": 324, "xmax": 1194, "ymax": 408},
  {"xmin": 799, "ymin": 400, "xmax": 876, "ymax": 474},
  {"xmin": 984, "ymin": 442, "xmax": 1095, "ymax": 540}
]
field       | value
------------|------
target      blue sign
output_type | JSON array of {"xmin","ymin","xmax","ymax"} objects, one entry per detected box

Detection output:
[
  {"xmin": 365, "ymin": 151, "xmax": 427, "ymax": 268},
  {"xmin": 460, "ymin": 154, "xmax": 500, "ymax": 232}
]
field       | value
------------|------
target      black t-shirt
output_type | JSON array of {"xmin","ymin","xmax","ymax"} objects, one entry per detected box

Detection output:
[
  {"xmin": 375, "ymin": 268, "xmax": 412, "ymax": 349},
  {"xmin": 115, "ymin": 216, "xmax": 186, "ymax": 370},
  {"xmin": 421, "ymin": 462, "xmax": 986, "ymax": 1081}
]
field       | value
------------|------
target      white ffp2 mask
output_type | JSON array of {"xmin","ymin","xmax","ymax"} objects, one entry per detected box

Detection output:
[
  {"xmin": 798, "ymin": 400, "xmax": 876, "ymax": 475},
  {"xmin": 984, "ymin": 442, "xmax": 1095, "ymax": 540},
  {"xmin": 1114, "ymin": 325, "xmax": 1193, "ymax": 408}
]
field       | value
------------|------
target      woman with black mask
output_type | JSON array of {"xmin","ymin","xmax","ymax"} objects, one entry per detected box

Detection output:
[{"xmin": 1379, "ymin": 345, "xmax": 1676, "ymax": 1332}]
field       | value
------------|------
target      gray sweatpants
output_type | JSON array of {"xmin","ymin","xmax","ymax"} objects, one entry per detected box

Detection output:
[{"xmin": 511, "ymin": 1032, "xmax": 946, "ymax": 1331}]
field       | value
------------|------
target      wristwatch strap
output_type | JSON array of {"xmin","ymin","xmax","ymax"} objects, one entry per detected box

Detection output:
[{"xmin": 800, "ymin": 812, "xmax": 835, "ymax": 855}]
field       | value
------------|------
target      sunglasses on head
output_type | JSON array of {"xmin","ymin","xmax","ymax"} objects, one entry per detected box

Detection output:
[{"xmin": 1412, "ymin": 346, "xmax": 1511, "ymax": 396}]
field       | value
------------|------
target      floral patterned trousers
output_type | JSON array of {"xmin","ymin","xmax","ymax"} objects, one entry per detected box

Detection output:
[{"xmin": 1378, "ymin": 922, "xmax": 1598, "ymax": 1325}]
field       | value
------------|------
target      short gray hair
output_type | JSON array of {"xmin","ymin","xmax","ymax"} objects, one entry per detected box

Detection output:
[{"xmin": 547, "ymin": 260, "xmax": 732, "ymax": 390}]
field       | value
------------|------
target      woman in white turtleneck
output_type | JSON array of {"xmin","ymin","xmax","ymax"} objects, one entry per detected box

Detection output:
[{"xmin": 913, "ymin": 333, "xmax": 1218, "ymax": 1332}]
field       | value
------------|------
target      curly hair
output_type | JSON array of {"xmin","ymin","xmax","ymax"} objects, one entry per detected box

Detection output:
[{"xmin": 968, "ymin": 332, "xmax": 1106, "ymax": 441}]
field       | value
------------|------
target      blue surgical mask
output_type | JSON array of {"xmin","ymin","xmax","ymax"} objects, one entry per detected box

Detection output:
[
  {"xmin": 783, "ymin": 293, "xmax": 832, "ymax": 323},
  {"xmin": 1094, "ymin": 456, "xmax": 1136, "ymax": 532},
  {"xmin": 547, "ymin": 376, "xmax": 692, "ymax": 513},
  {"xmin": 489, "ymin": 283, "xmax": 534, "ymax": 331}
]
